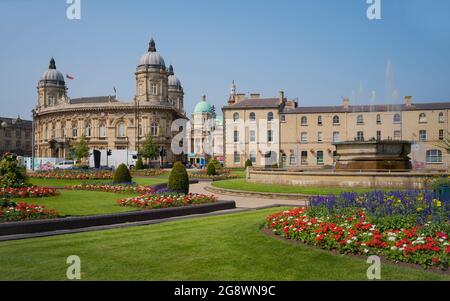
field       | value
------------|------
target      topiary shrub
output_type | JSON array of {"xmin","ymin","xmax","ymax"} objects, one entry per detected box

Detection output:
[
  {"xmin": 206, "ymin": 162, "xmax": 216, "ymax": 176},
  {"xmin": 245, "ymin": 159, "xmax": 253, "ymax": 168},
  {"xmin": 135, "ymin": 158, "xmax": 144, "ymax": 170},
  {"xmin": 168, "ymin": 161, "xmax": 189, "ymax": 194},
  {"xmin": 209, "ymin": 158, "xmax": 221, "ymax": 170},
  {"xmin": 113, "ymin": 164, "xmax": 132, "ymax": 184}
]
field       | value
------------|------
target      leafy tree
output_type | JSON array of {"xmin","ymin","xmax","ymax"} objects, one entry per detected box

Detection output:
[
  {"xmin": 0, "ymin": 153, "xmax": 29, "ymax": 188},
  {"xmin": 168, "ymin": 161, "xmax": 189, "ymax": 194},
  {"xmin": 113, "ymin": 164, "xmax": 132, "ymax": 184},
  {"xmin": 438, "ymin": 131, "xmax": 450, "ymax": 153},
  {"xmin": 140, "ymin": 132, "xmax": 158, "ymax": 163},
  {"xmin": 73, "ymin": 135, "xmax": 90, "ymax": 163}
]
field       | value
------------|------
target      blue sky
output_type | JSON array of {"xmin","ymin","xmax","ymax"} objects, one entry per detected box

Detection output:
[{"xmin": 0, "ymin": 0, "xmax": 450, "ymax": 119}]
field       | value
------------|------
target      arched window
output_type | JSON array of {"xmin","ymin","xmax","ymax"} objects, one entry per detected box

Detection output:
[
  {"xmin": 317, "ymin": 116, "xmax": 323, "ymax": 125},
  {"xmin": 267, "ymin": 112, "xmax": 274, "ymax": 122},
  {"xmin": 419, "ymin": 113, "xmax": 427, "ymax": 123},
  {"xmin": 60, "ymin": 122, "xmax": 66, "ymax": 138},
  {"xmin": 301, "ymin": 116, "xmax": 308, "ymax": 126},
  {"xmin": 233, "ymin": 112, "xmax": 239, "ymax": 122},
  {"xmin": 249, "ymin": 112, "xmax": 256, "ymax": 122},
  {"xmin": 393, "ymin": 114, "xmax": 401, "ymax": 123},
  {"xmin": 439, "ymin": 112, "xmax": 445, "ymax": 123},
  {"xmin": 72, "ymin": 122, "xmax": 78, "ymax": 137},
  {"xmin": 99, "ymin": 123, "xmax": 106, "ymax": 138},
  {"xmin": 357, "ymin": 115, "xmax": 364, "ymax": 125},
  {"xmin": 426, "ymin": 150, "xmax": 443, "ymax": 163},
  {"xmin": 117, "ymin": 123, "xmax": 126, "ymax": 137},
  {"xmin": 85, "ymin": 122, "xmax": 91, "ymax": 137},
  {"xmin": 332, "ymin": 115, "xmax": 339, "ymax": 124},
  {"xmin": 151, "ymin": 123, "xmax": 158, "ymax": 136}
]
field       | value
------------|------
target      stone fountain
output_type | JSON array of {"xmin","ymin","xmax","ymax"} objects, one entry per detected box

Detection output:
[{"xmin": 333, "ymin": 140, "xmax": 412, "ymax": 171}]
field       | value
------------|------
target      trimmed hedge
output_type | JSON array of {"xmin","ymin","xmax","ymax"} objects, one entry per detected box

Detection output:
[
  {"xmin": 113, "ymin": 164, "xmax": 132, "ymax": 184},
  {"xmin": 135, "ymin": 158, "xmax": 144, "ymax": 170},
  {"xmin": 168, "ymin": 162, "xmax": 189, "ymax": 194},
  {"xmin": 244, "ymin": 159, "xmax": 253, "ymax": 168}
]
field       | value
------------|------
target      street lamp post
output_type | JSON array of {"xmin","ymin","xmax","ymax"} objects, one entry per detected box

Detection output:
[
  {"xmin": 31, "ymin": 109, "xmax": 36, "ymax": 171},
  {"xmin": 1, "ymin": 121, "xmax": 7, "ymax": 156}
]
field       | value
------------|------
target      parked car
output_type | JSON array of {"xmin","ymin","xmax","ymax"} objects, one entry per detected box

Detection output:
[{"xmin": 54, "ymin": 160, "xmax": 75, "ymax": 170}]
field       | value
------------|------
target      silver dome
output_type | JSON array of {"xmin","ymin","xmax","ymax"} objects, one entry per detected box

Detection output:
[
  {"xmin": 138, "ymin": 38, "xmax": 166, "ymax": 69},
  {"xmin": 40, "ymin": 58, "xmax": 65, "ymax": 84}
]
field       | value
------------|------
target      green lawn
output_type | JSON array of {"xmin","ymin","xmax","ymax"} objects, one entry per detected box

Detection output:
[
  {"xmin": 212, "ymin": 179, "xmax": 376, "ymax": 195},
  {"xmin": 0, "ymin": 207, "xmax": 447, "ymax": 280},
  {"xmin": 30, "ymin": 177, "xmax": 167, "ymax": 187},
  {"xmin": 15, "ymin": 190, "xmax": 137, "ymax": 216}
]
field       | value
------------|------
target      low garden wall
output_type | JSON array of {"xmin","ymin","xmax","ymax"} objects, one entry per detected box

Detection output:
[
  {"xmin": 0, "ymin": 200, "xmax": 236, "ymax": 236},
  {"xmin": 247, "ymin": 169, "xmax": 446, "ymax": 189}
]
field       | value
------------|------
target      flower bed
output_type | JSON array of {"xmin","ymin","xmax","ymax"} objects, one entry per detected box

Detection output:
[
  {"xmin": 266, "ymin": 191, "xmax": 450, "ymax": 270},
  {"xmin": 0, "ymin": 203, "xmax": 59, "ymax": 222},
  {"xmin": 0, "ymin": 187, "xmax": 58, "ymax": 198},
  {"xmin": 117, "ymin": 193, "xmax": 217, "ymax": 209},
  {"xmin": 66, "ymin": 184, "xmax": 155, "ymax": 194},
  {"xmin": 188, "ymin": 169, "xmax": 237, "ymax": 180},
  {"xmin": 131, "ymin": 169, "xmax": 166, "ymax": 177},
  {"xmin": 29, "ymin": 170, "xmax": 112, "ymax": 180}
]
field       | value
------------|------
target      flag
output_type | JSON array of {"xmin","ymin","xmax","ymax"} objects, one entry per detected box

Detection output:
[
  {"xmin": 113, "ymin": 87, "xmax": 117, "ymax": 94},
  {"xmin": 66, "ymin": 74, "xmax": 75, "ymax": 80}
]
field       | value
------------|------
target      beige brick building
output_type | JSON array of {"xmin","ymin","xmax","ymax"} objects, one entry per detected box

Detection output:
[
  {"xmin": 33, "ymin": 39, "xmax": 186, "ymax": 165},
  {"xmin": 223, "ymin": 87, "xmax": 450, "ymax": 171}
]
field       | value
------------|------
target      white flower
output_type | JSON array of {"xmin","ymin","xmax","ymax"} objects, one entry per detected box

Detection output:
[
  {"xmin": 391, "ymin": 246, "xmax": 398, "ymax": 251},
  {"xmin": 388, "ymin": 236, "xmax": 396, "ymax": 242},
  {"xmin": 364, "ymin": 249, "xmax": 369, "ymax": 254},
  {"xmin": 346, "ymin": 240, "xmax": 352, "ymax": 244},
  {"xmin": 361, "ymin": 243, "xmax": 366, "ymax": 247}
]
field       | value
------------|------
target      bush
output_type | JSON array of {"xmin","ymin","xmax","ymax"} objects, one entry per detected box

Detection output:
[
  {"xmin": 135, "ymin": 158, "xmax": 144, "ymax": 170},
  {"xmin": 168, "ymin": 161, "xmax": 189, "ymax": 194},
  {"xmin": 244, "ymin": 159, "xmax": 253, "ymax": 168},
  {"xmin": 113, "ymin": 164, "xmax": 132, "ymax": 184},
  {"xmin": 206, "ymin": 162, "xmax": 216, "ymax": 176}
]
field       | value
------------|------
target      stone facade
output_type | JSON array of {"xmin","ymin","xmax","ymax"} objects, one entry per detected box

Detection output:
[
  {"xmin": 0, "ymin": 117, "xmax": 32, "ymax": 156},
  {"xmin": 223, "ymin": 85, "xmax": 450, "ymax": 171},
  {"xmin": 34, "ymin": 40, "xmax": 186, "ymax": 164}
]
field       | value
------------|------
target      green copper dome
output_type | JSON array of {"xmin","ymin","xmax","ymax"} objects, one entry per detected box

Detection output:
[{"xmin": 194, "ymin": 96, "xmax": 212, "ymax": 114}]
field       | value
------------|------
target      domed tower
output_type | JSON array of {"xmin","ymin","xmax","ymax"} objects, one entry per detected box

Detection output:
[
  {"xmin": 135, "ymin": 38, "xmax": 169, "ymax": 104},
  {"xmin": 167, "ymin": 65, "xmax": 184, "ymax": 112},
  {"xmin": 37, "ymin": 57, "xmax": 67, "ymax": 111}
]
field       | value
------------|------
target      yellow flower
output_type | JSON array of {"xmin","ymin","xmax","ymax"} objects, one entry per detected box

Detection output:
[{"xmin": 416, "ymin": 207, "xmax": 423, "ymax": 212}]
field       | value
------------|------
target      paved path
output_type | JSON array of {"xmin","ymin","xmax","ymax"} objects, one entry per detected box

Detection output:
[{"xmin": 189, "ymin": 182, "xmax": 308, "ymax": 208}]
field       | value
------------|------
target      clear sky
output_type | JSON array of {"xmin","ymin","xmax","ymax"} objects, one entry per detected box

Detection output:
[{"xmin": 1, "ymin": 0, "xmax": 450, "ymax": 119}]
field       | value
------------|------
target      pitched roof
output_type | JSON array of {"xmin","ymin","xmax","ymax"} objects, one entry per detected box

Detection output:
[
  {"xmin": 70, "ymin": 96, "xmax": 118, "ymax": 104},
  {"xmin": 283, "ymin": 102, "xmax": 450, "ymax": 114},
  {"xmin": 223, "ymin": 98, "xmax": 280, "ymax": 109}
]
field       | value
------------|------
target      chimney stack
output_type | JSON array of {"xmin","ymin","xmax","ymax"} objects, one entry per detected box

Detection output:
[
  {"xmin": 250, "ymin": 93, "xmax": 261, "ymax": 99},
  {"xmin": 342, "ymin": 97, "xmax": 350, "ymax": 110},
  {"xmin": 404, "ymin": 96, "xmax": 413, "ymax": 107},
  {"xmin": 278, "ymin": 91, "xmax": 285, "ymax": 103}
]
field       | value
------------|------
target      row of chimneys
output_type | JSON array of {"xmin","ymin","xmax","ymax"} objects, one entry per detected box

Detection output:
[{"xmin": 342, "ymin": 96, "xmax": 413, "ymax": 109}]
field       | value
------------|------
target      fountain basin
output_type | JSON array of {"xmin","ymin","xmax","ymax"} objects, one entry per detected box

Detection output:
[{"xmin": 333, "ymin": 140, "xmax": 412, "ymax": 171}]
